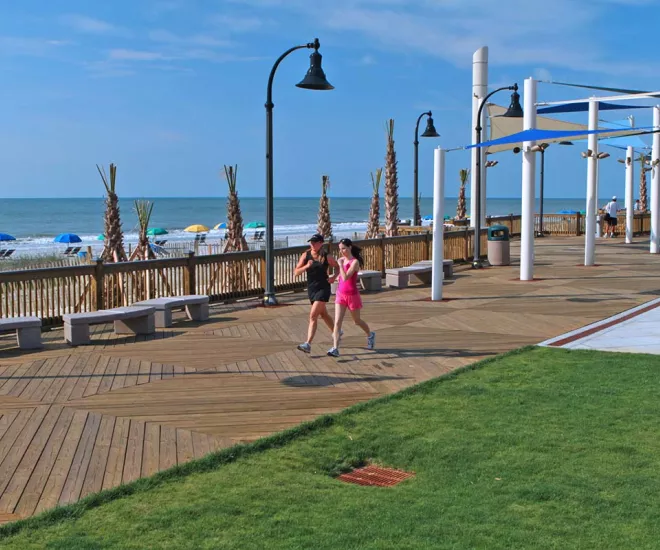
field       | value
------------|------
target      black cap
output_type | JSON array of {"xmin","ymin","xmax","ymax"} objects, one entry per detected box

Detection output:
[{"xmin": 307, "ymin": 233, "xmax": 324, "ymax": 243}]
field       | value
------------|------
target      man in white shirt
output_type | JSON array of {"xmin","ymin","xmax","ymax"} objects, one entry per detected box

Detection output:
[{"xmin": 603, "ymin": 196, "xmax": 620, "ymax": 238}]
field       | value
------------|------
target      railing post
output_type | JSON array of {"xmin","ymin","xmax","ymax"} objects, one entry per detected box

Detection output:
[
  {"xmin": 576, "ymin": 213, "xmax": 582, "ymax": 236},
  {"xmin": 464, "ymin": 227, "xmax": 469, "ymax": 261},
  {"xmin": 379, "ymin": 237, "xmax": 386, "ymax": 275},
  {"xmin": 424, "ymin": 232, "xmax": 431, "ymax": 261},
  {"xmin": 94, "ymin": 259, "xmax": 104, "ymax": 311},
  {"xmin": 259, "ymin": 250, "xmax": 267, "ymax": 291},
  {"xmin": 185, "ymin": 251, "xmax": 197, "ymax": 295}
]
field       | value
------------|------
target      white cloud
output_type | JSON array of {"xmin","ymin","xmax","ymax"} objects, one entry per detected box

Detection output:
[
  {"xmin": 108, "ymin": 49, "xmax": 167, "ymax": 61},
  {"xmin": 148, "ymin": 29, "xmax": 234, "ymax": 48},
  {"xmin": 358, "ymin": 54, "xmax": 376, "ymax": 65},
  {"xmin": 210, "ymin": 14, "xmax": 265, "ymax": 32},
  {"xmin": 60, "ymin": 14, "xmax": 121, "ymax": 35},
  {"xmin": 225, "ymin": 0, "xmax": 654, "ymax": 77},
  {"xmin": 0, "ymin": 36, "xmax": 71, "ymax": 57}
]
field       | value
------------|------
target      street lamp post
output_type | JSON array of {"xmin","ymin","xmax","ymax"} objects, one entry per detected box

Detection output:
[
  {"xmin": 473, "ymin": 84, "xmax": 523, "ymax": 268},
  {"xmin": 413, "ymin": 112, "xmax": 439, "ymax": 226},
  {"xmin": 264, "ymin": 38, "xmax": 333, "ymax": 306}
]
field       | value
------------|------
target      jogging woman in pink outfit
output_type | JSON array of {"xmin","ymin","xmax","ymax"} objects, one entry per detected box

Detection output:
[{"xmin": 327, "ymin": 238, "xmax": 375, "ymax": 357}]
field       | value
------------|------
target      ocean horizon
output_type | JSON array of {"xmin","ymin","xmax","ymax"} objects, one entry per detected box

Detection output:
[{"xmin": 0, "ymin": 197, "xmax": 611, "ymax": 257}]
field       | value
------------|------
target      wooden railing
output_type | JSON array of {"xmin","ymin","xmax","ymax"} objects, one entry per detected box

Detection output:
[{"xmin": 0, "ymin": 213, "xmax": 653, "ymax": 325}]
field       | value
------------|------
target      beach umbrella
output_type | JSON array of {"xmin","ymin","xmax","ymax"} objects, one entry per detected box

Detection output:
[
  {"xmin": 422, "ymin": 215, "xmax": 433, "ymax": 221},
  {"xmin": 0, "ymin": 233, "xmax": 16, "ymax": 241},
  {"xmin": 213, "ymin": 222, "xmax": 227, "ymax": 230},
  {"xmin": 147, "ymin": 227, "xmax": 168, "ymax": 236},
  {"xmin": 184, "ymin": 224, "xmax": 210, "ymax": 233},
  {"xmin": 245, "ymin": 221, "xmax": 265, "ymax": 229},
  {"xmin": 54, "ymin": 233, "xmax": 82, "ymax": 244},
  {"xmin": 558, "ymin": 209, "xmax": 579, "ymax": 215},
  {"xmin": 97, "ymin": 234, "xmax": 105, "ymax": 240}
]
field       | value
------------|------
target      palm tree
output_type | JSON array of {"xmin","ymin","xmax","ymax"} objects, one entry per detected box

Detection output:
[
  {"xmin": 456, "ymin": 168, "xmax": 469, "ymax": 220},
  {"xmin": 223, "ymin": 164, "xmax": 248, "ymax": 253},
  {"xmin": 384, "ymin": 119, "xmax": 399, "ymax": 237},
  {"xmin": 639, "ymin": 154, "xmax": 651, "ymax": 212},
  {"xmin": 317, "ymin": 175, "xmax": 333, "ymax": 242},
  {"xmin": 366, "ymin": 168, "xmax": 382, "ymax": 239},
  {"xmin": 97, "ymin": 163, "xmax": 128, "ymax": 262},
  {"xmin": 130, "ymin": 199, "xmax": 156, "ymax": 260}
]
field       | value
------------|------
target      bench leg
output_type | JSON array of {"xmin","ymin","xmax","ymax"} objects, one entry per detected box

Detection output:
[
  {"xmin": 65, "ymin": 323, "xmax": 90, "ymax": 346},
  {"xmin": 386, "ymin": 273, "xmax": 409, "ymax": 288},
  {"xmin": 361, "ymin": 277, "xmax": 382, "ymax": 291},
  {"xmin": 443, "ymin": 264, "xmax": 454, "ymax": 279},
  {"xmin": 154, "ymin": 309, "xmax": 172, "ymax": 328},
  {"xmin": 114, "ymin": 314, "xmax": 155, "ymax": 335},
  {"xmin": 410, "ymin": 272, "xmax": 432, "ymax": 285},
  {"xmin": 185, "ymin": 303, "xmax": 209, "ymax": 322},
  {"xmin": 16, "ymin": 327, "xmax": 42, "ymax": 350}
]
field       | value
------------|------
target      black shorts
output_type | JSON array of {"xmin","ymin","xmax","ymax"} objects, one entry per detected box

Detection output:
[
  {"xmin": 308, "ymin": 285, "xmax": 331, "ymax": 304},
  {"xmin": 607, "ymin": 215, "xmax": 617, "ymax": 226}
]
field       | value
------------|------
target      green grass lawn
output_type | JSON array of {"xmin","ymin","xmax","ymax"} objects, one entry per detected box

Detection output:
[{"xmin": 3, "ymin": 346, "xmax": 660, "ymax": 549}]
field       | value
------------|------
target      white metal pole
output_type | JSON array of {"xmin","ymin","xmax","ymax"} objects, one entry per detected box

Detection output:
[
  {"xmin": 625, "ymin": 146, "xmax": 634, "ymax": 244},
  {"xmin": 651, "ymin": 106, "xmax": 660, "ymax": 253},
  {"xmin": 470, "ymin": 46, "xmax": 488, "ymax": 228},
  {"xmin": 432, "ymin": 147, "xmax": 445, "ymax": 301},
  {"xmin": 520, "ymin": 77, "xmax": 537, "ymax": 281},
  {"xmin": 585, "ymin": 99, "xmax": 599, "ymax": 266}
]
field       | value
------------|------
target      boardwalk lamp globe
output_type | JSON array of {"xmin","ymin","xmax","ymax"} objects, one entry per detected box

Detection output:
[
  {"xmin": 421, "ymin": 116, "xmax": 439, "ymax": 138},
  {"xmin": 296, "ymin": 41, "xmax": 334, "ymax": 90},
  {"xmin": 264, "ymin": 38, "xmax": 333, "ymax": 306}
]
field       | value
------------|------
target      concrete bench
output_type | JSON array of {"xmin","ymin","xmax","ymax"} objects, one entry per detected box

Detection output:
[
  {"xmin": 386, "ymin": 260, "xmax": 453, "ymax": 289},
  {"xmin": 133, "ymin": 295, "xmax": 210, "ymax": 328},
  {"xmin": 331, "ymin": 270, "xmax": 383, "ymax": 294},
  {"xmin": 0, "ymin": 316, "xmax": 42, "ymax": 350},
  {"xmin": 63, "ymin": 306, "xmax": 156, "ymax": 346}
]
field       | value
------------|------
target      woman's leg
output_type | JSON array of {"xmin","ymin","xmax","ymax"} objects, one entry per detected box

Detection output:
[
  {"xmin": 349, "ymin": 308, "xmax": 371, "ymax": 335},
  {"xmin": 319, "ymin": 302, "xmax": 334, "ymax": 332},
  {"xmin": 307, "ymin": 301, "xmax": 325, "ymax": 343},
  {"xmin": 333, "ymin": 303, "xmax": 348, "ymax": 349}
]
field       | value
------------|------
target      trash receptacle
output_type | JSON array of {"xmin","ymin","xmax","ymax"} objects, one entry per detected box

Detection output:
[{"xmin": 487, "ymin": 225, "xmax": 510, "ymax": 266}]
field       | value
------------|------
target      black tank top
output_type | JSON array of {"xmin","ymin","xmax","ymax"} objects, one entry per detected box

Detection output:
[{"xmin": 305, "ymin": 250, "xmax": 329, "ymax": 289}]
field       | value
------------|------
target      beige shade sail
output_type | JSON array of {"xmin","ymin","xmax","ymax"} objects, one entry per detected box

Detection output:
[{"xmin": 485, "ymin": 104, "xmax": 643, "ymax": 154}]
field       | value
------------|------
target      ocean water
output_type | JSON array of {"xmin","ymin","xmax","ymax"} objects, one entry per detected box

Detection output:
[{"xmin": 0, "ymin": 197, "xmax": 600, "ymax": 257}]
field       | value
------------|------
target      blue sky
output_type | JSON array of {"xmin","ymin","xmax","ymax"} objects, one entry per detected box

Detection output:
[{"xmin": 1, "ymin": 0, "xmax": 659, "ymax": 199}]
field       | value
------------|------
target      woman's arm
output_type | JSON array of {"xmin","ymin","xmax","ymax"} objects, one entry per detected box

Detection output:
[
  {"xmin": 327, "ymin": 255, "xmax": 339, "ymax": 283},
  {"xmin": 293, "ymin": 252, "xmax": 311, "ymax": 277},
  {"xmin": 344, "ymin": 259, "xmax": 360, "ymax": 278}
]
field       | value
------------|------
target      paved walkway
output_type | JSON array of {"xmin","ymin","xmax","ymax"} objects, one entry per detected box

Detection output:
[
  {"xmin": 540, "ymin": 296, "xmax": 660, "ymax": 354},
  {"xmin": 1, "ymin": 236, "xmax": 659, "ymax": 524}
]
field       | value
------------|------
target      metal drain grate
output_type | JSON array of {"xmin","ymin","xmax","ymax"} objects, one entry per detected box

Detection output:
[{"xmin": 337, "ymin": 465, "xmax": 415, "ymax": 487}]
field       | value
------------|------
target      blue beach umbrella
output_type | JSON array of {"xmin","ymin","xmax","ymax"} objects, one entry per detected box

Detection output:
[
  {"xmin": 214, "ymin": 222, "xmax": 227, "ymax": 230},
  {"xmin": 422, "ymin": 215, "xmax": 433, "ymax": 221},
  {"xmin": 97, "ymin": 234, "xmax": 105, "ymax": 240},
  {"xmin": 0, "ymin": 233, "xmax": 16, "ymax": 241},
  {"xmin": 245, "ymin": 221, "xmax": 265, "ymax": 229},
  {"xmin": 54, "ymin": 233, "xmax": 82, "ymax": 244},
  {"xmin": 558, "ymin": 209, "xmax": 579, "ymax": 215}
]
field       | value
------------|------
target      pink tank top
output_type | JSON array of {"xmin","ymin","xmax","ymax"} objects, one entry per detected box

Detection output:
[{"xmin": 338, "ymin": 259, "xmax": 359, "ymax": 295}]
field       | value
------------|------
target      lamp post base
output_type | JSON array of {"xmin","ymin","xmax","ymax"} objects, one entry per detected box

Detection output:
[
  {"xmin": 472, "ymin": 259, "xmax": 485, "ymax": 269},
  {"xmin": 263, "ymin": 294, "xmax": 279, "ymax": 306}
]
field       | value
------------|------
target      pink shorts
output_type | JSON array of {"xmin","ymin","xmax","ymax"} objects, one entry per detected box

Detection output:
[{"xmin": 335, "ymin": 291, "xmax": 363, "ymax": 311}]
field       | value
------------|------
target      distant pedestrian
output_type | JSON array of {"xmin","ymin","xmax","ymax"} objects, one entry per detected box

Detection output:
[
  {"xmin": 634, "ymin": 199, "xmax": 641, "ymax": 211},
  {"xmin": 294, "ymin": 233, "xmax": 338, "ymax": 353},
  {"xmin": 327, "ymin": 238, "xmax": 375, "ymax": 357},
  {"xmin": 603, "ymin": 196, "xmax": 620, "ymax": 238}
]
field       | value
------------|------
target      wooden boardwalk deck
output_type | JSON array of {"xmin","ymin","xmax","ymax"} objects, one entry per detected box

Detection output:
[{"xmin": 0, "ymin": 236, "xmax": 658, "ymax": 523}]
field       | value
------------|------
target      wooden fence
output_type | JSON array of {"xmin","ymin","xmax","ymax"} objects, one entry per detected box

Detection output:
[{"xmin": 0, "ymin": 212, "xmax": 652, "ymax": 325}]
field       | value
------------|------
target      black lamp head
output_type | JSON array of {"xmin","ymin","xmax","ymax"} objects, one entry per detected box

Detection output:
[
  {"xmin": 559, "ymin": 141, "xmax": 574, "ymax": 145},
  {"xmin": 296, "ymin": 39, "xmax": 334, "ymax": 91},
  {"xmin": 421, "ymin": 114, "xmax": 440, "ymax": 138},
  {"xmin": 502, "ymin": 84, "xmax": 523, "ymax": 118}
]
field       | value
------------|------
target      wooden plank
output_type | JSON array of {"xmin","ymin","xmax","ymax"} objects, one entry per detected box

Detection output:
[
  {"xmin": 58, "ymin": 412, "xmax": 102, "ymax": 505},
  {"xmin": 34, "ymin": 409, "xmax": 88, "ymax": 514},
  {"xmin": 101, "ymin": 417, "xmax": 130, "ymax": 491},
  {"xmin": 175, "ymin": 428, "xmax": 194, "ymax": 465},
  {"xmin": 159, "ymin": 425, "xmax": 177, "ymax": 471},
  {"xmin": 79, "ymin": 414, "xmax": 115, "ymax": 499},
  {"xmin": 191, "ymin": 430, "xmax": 210, "ymax": 460},
  {"xmin": 82, "ymin": 355, "xmax": 112, "ymax": 398},
  {"xmin": 141, "ymin": 422, "xmax": 160, "ymax": 477},
  {"xmin": 121, "ymin": 420, "xmax": 145, "ymax": 484},
  {"xmin": 14, "ymin": 407, "xmax": 75, "ymax": 517}
]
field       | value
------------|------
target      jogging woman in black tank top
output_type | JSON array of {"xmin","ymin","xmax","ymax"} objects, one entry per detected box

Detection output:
[{"xmin": 294, "ymin": 233, "xmax": 338, "ymax": 353}]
